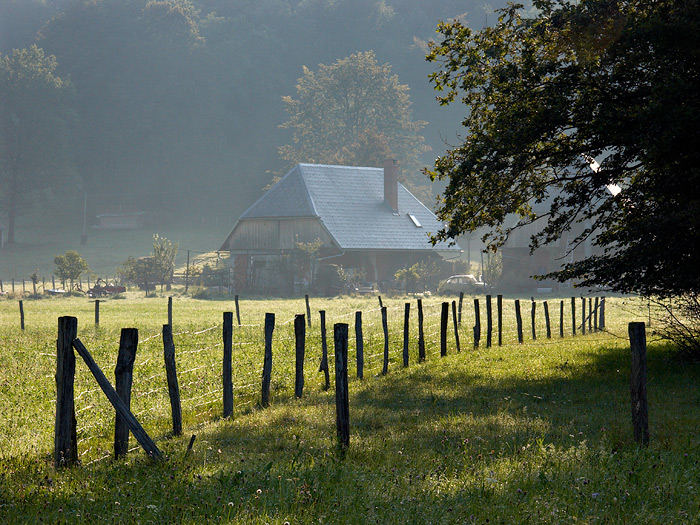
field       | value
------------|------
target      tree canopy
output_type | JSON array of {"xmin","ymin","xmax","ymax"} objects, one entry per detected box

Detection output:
[
  {"xmin": 279, "ymin": 51, "xmax": 429, "ymax": 194},
  {"xmin": 426, "ymin": 0, "xmax": 700, "ymax": 297}
]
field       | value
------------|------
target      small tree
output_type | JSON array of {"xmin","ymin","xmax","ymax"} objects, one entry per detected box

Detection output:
[
  {"xmin": 152, "ymin": 234, "xmax": 178, "ymax": 291},
  {"xmin": 118, "ymin": 256, "xmax": 159, "ymax": 296},
  {"xmin": 29, "ymin": 270, "xmax": 39, "ymax": 296},
  {"xmin": 54, "ymin": 250, "xmax": 88, "ymax": 290}
]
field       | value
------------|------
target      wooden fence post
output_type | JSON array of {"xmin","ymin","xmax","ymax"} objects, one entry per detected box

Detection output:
[
  {"xmin": 334, "ymin": 323, "xmax": 350, "ymax": 452},
  {"xmin": 261, "ymin": 313, "xmax": 274, "ymax": 407},
  {"xmin": 166, "ymin": 296, "xmax": 172, "ymax": 328},
  {"xmin": 458, "ymin": 291, "xmax": 464, "ymax": 325},
  {"xmin": 594, "ymin": 297, "xmax": 599, "ymax": 332},
  {"xmin": 319, "ymin": 310, "xmax": 330, "ymax": 390},
  {"xmin": 223, "ymin": 312, "xmax": 233, "ymax": 418},
  {"xmin": 72, "ymin": 338, "xmax": 161, "ymax": 459},
  {"xmin": 515, "ymin": 300, "xmax": 523, "ymax": 343},
  {"xmin": 355, "ymin": 311, "xmax": 364, "ymax": 379},
  {"xmin": 12, "ymin": 278, "xmax": 15, "ymax": 293},
  {"xmin": 94, "ymin": 300, "xmax": 100, "ymax": 327},
  {"xmin": 629, "ymin": 322, "xmax": 649, "ymax": 446},
  {"xmin": 381, "ymin": 306, "xmax": 389, "ymax": 375},
  {"xmin": 0, "ymin": 279, "xmax": 3, "ymax": 293},
  {"xmin": 600, "ymin": 297, "xmax": 606, "ymax": 329},
  {"xmin": 378, "ymin": 295, "xmax": 383, "ymax": 308},
  {"xmin": 114, "ymin": 328, "xmax": 138, "ymax": 458},
  {"xmin": 305, "ymin": 294, "xmax": 312, "ymax": 327},
  {"xmin": 559, "ymin": 300, "xmax": 564, "ymax": 338},
  {"xmin": 571, "ymin": 297, "xmax": 576, "ymax": 336},
  {"xmin": 581, "ymin": 297, "xmax": 586, "ymax": 335},
  {"xmin": 52, "ymin": 276, "xmax": 56, "ymax": 290},
  {"xmin": 162, "ymin": 324, "xmax": 182, "ymax": 436},
  {"xmin": 294, "ymin": 314, "xmax": 305, "ymax": 397},
  {"xmin": 497, "ymin": 294, "xmax": 503, "ymax": 346},
  {"xmin": 486, "ymin": 295, "xmax": 493, "ymax": 348},
  {"xmin": 452, "ymin": 300, "xmax": 461, "ymax": 353},
  {"xmin": 544, "ymin": 301, "xmax": 551, "ymax": 339},
  {"xmin": 403, "ymin": 303, "xmax": 410, "ymax": 367},
  {"xmin": 19, "ymin": 300, "xmax": 24, "ymax": 330},
  {"xmin": 234, "ymin": 295, "xmax": 241, "ymax": 325},
  {"xmin": 440, "ymin": 302, "xmax": 449, "ymax": 357},
  {"xmin": 530, "ymin": 299, "xmax": 536, "ymax": 340},
  {"xmin": 588, "ymin": 297, "xmax": 593, "ymax": 332},
  {"xmin": 417, "ymin": 299, "xmax": 426, "ymax": 362},
  {"xmin": 55, "ymin": 316, "xmax": 78, "ymax": 467},
  {"xmin": 473, "ymin": 298, "xmax": 481, "ymax": 348}
]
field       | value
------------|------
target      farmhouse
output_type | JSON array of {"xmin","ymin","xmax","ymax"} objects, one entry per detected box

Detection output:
[{"xmin": 220, "ymin": 161, "xmax": 461, "ymax": 293}]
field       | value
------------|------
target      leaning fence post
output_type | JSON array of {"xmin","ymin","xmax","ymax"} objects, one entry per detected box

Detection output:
[
  {"xmin": 515, "ymin": 300, "xmax": 523, "ymax": 344},
  {"xmin": 600, "ymin": 297, "xmax": 606, "ymax": 329},
  {"xmin": 305, "ymin": 294, "xmax": 312, "ymax": 327},
  {"xmin": 417, "ymin": 299, "xmax": 426, "ymax": 362},
  {"xmin": 223, "ymin": 312, "xmax": 233, "ymax": 418},
  {"xmin": 531, "ymin": 299, "xmax": 537, "ymax": 340},
  {"xmin": 261, "ymin": 313, "xmax": 274, "ymax": 407},
  {"xmin": 162, "ymin": 324, "xmax": 182, "ymax": 436},
  {"xmin": 319, "ymin": 310, "xmax": 330, "ymax": 390},
  {"xmin": 403, "ymin": 303, "xmax": 410, "ymax": 367},
  {"xmin": 497, "ymin": 294, "xmax": 503, "ymax": 346},
  {"xmin": 294, "ymin": 314, "xmax": 305, "ymax": 397},
  {"xmin": 55, "ymin": 316, "xmax": 78, "ymax": 467},
  {"xmin": 167, "ymin": 296, "xmax": 173, "ymax": 328},
  {"xmin": 378, "ymin": 295, "xmax": 383, "ymax": 308},
  {"xmin": 381, "ymin": 306, "xmax": 389, "ymax": 375},
  {"xmin": 571, "ymin": 297, "xmax": 576, "ymax": 336},
  {"xmin": 560, "ymin": 300, "xmax": 564, "ymax": 338},
  {"xmin": 440, "ymin": 302, "xmax": 449, "ymax": 356},
  {"xmin": 458, "ymin": 291, "xmax": 464, "ymax": 325},
  {"xmin": 334, "ymin": 323, "xmax": 350, "ymax": 452},
  {"xmin": 628, "ymin": 322, "xmax": 649, "ymax": 446},
  {"xmin": 473, "ymin": 298, "xmax": 481, "ymax": 348},
  {"xmin": 114, "ymin": 328, "xmax": 138, "ymax": 458},
  {"xmin": 355, "ymin": 311, "xmax": 364, "ymax": 379},
  {"xmin": 72, "ymin": 338, "xmax": 161, "ymax": 459},
  {"xmin": 234, "ymin": 295, "xmax": 241, "ymax": 325},
  {"xmin": 94, "ymin": 300, "xmax": 100, "ymax": 327},
  {"xmin": 486, "ymin": 295, "xmax": 493, "ymax": 348},
  {"xmin": 451, "ymin": 300, "xmax": 461, "ymax": 353},
  {"xmin": 544, "ymin": 301, "xmax": 551, "ymax": 339},
  {"xmin": 19, "ymin": 300, "xmax": 24, "ymax": 330}
]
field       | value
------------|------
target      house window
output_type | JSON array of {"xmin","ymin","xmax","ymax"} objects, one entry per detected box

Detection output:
[{"xmin": 408, "ymin": 214, "xmax": 422, "ymax": 227}]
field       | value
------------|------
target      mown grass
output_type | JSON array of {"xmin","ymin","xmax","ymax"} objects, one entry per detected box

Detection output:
[{"xmin": 0, "ymin": 294, "xmax": 698, "ymax": 523}]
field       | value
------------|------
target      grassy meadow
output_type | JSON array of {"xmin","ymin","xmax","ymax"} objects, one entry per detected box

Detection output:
[{"xmin": 0, "ymin": 293, "xmax": 698, "ymax": 523}]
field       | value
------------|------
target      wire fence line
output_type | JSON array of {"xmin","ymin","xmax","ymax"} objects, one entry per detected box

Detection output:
[{"xmin": 1, "ymin": 293, "xmax": 637, "ymax": 463}]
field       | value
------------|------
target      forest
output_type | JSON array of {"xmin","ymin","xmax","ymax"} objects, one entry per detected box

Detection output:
[{"xmin": 1, "ymin": 0, "xmax": 502, "ymax": 244}]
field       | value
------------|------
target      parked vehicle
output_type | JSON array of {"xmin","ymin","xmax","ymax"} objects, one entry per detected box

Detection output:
[
  {"xmin": 438, "ymin": 274, "xmax": 487, "ymax": 294},
  {"xmin": 87, "ymin": 279, "xmax": 126, "ymax": 298}
]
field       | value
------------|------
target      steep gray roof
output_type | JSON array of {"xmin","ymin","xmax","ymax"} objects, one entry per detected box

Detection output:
[{"xmin": 238, "ymin": 164, "xmax": 460, "ymax": 252}]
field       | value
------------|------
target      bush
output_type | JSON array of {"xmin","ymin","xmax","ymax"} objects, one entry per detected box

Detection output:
[{"xmin": 654, "ymin": 294, "xmax": 700, "ymax": 357}]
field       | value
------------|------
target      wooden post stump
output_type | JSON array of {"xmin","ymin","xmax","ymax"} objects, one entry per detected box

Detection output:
[
  {"xmin": 55, "ymin": 316, "xmax": 78, "ymax": 467},
  {"xmin": 544, "ymin": 301, "xmax": 551, "ymax": 339},
  {"xmin": 334, "ymin": 323, "xmax": 350, "ymax": 452},
  {"xmin": 222, "ymin": 312, "xmax": 233, "ymax": 418},
  {"xmin": 319, "ymin": 310, "xmax": 330, "ymax": 390},
  {"xmin": 629, "ymin": 322, "xmax": 649, "ymax": 446},
  {"xmin": 403, "ymin": 303, "xmax": 410, "ymax": 367},
  {"xmin": 417, "ymin": 299, "xmax": 426, "ymax": 362},
  {"xmin": 294, "ymin": 314, "xmax": 306, "ymax": 397},
  {"xmin": 473, "ymin": 298, "xmax": 481, "ymax": 348},
  {"xmin": 381, "ymin": 306, "xmax": 389, "ymax": 374},
  {"xmin": 531, "ymin": 299, "xmax": 536, "ymax": 340},
  {"xmin": 19, "ymin": 300, "xmax": 24, "ymax": 330},
  {"xmin": 114, "ymin": 328, "xmax": 138, "ymax": 458},
  {"xmin": 559, "ymin": 300, "xmax": 564, "ymax": 338},
  {"xmin": 571, "ymin": 297, "xmax": 576, "ymax": 336},
  {"xmin": 486, "ymin": 295, "xmax": 493, "ymax": 348},
  {"xmin": 497, "ymin": 294, "xmax": 503, "ymax": 346},
  {"xmin": 167, "ymin": 296, "xmax": 173, "ymax": 328},
  {"xmin": 261, "ymin": 313, "xmax": 274, "ymax": 407},
  {"xmin": 94, "ymin": 300, "xmax": 100, "ymax": 327},
  {"xmin": 600, "ymin": 297, "xmax": 606, "ymax": 329},
  {"xmin": 458, "ymin": 291, "xmax": 464, "ymax": 325},
  {"xmin": 440, "ymin": 302, "xmax": 449, "ymax": 357},
  {"xmin": 515, "ymin": 300, "xmax": 523, "ymax": 344},
  {"xmin": 452, "ymin": 300, "xmax": 461, "ymax": 353},
  {"xmin": 305, "ymin": 295, "xmax": 312, "ymax": 327},
  {"xmin": 355, "ymin": 311, "xmax": 364, "ymax": 379},
  {"xmin": 162, "ymin": 324, "xmax": 182, "ymax": 436}
]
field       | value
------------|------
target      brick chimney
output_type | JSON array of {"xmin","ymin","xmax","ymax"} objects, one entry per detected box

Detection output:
[{"xmin": 383, "ymin": 158, "xmax": 399, "ymax": 212}]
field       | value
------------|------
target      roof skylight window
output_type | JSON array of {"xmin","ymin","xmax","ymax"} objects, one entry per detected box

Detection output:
[{"xmin": 408, "ymin": 214, "xmax": 422, "ymax": 227}]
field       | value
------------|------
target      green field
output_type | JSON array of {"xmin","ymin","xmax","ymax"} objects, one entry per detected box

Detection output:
[{"xmin": 0, "ymin": 293, "xmax": 698, "ymax": 523}]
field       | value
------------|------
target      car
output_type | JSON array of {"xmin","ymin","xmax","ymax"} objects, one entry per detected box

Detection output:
[{"xmin": 438, "ymin": 274, "xmax": 487, "ymax": 294}]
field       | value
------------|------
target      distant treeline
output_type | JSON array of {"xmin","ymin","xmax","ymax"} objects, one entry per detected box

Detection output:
[{"xmin": 0, "ymin": 0, "xmax": 500, "ymax": 228}]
